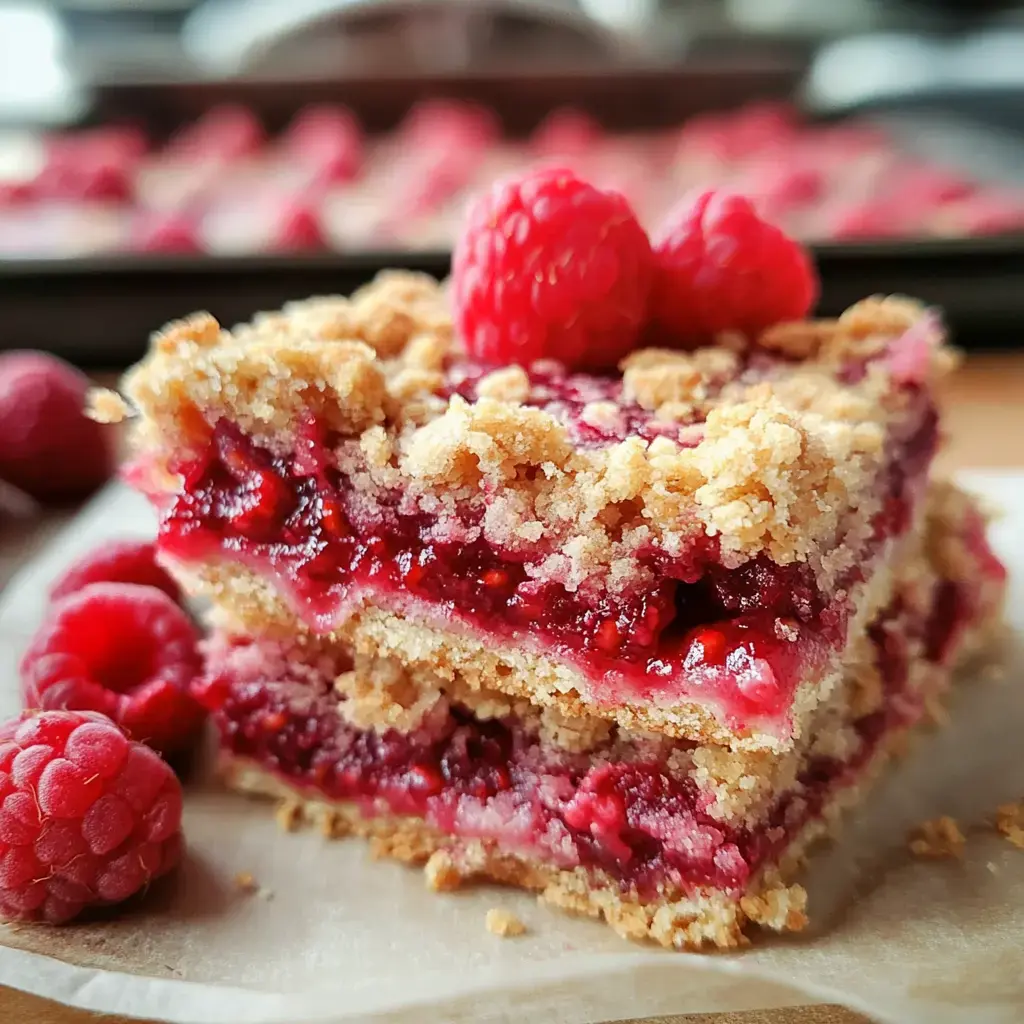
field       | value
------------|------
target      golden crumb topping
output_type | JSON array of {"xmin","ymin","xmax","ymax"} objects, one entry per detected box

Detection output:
[{"xmin": 118, "ymin": 271, "xmax": 951, "ymax": 579}]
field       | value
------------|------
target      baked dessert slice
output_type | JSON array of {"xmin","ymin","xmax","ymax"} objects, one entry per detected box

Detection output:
[
  {"xmin": 106, "ymin": 269, "xmax": 949, "ymax": 753},
  {"xmin": 192, "ymin": 479, "xmax": 1005, "ymax": 949}
]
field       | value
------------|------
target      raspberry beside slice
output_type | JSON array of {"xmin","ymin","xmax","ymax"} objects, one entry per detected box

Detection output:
[
  {"xmin": 0, "ymin": 710, "xmax": 183, "ymax": 924},
  {"xmin": 451, "ymin": 167, "xmax": 654, "ymax": 371},
  {"xmin": 649, "ymin": 190, "xmax": 818, "ymax": 347},
  {"xmin": 20, "ymin": 583, "xmax": 204, "ymax": 756},
  {"xmin": 0, "ymin": 351, "xmax": 115, "ymax": 503},
  {"xmin": 49, "ymin": 539, "xmax": 182, "ymax": 604}
]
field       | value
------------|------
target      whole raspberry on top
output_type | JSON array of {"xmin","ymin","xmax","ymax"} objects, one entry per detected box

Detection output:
[
  {"xmin": 451, "ymin": 167, "xmax": 654, "ymax": 370},
  {"xmin": 49, "ymin": 538, "xmax": 181, "ymax": 605},
  {"xmin": 0, "ymin": 710, "xmax": 183, "ymax": 924},
  {"xmin": 21, "ymin": 583, "xmax": 204, "ymax": 756},
  {"xmin": 0, "ymin": 351, "xmax": 115, "ymax": 503},
  {"xmin": 648, "ymin": 190, "xmax": 818, "ymax": 346}
]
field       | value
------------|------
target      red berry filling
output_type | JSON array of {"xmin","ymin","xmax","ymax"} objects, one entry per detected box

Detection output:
[
  {"xmin": 159, "ymin": 386, "xmax": 937, "ymax": 733},
  {"xmin": 20, "ymin": 583, "xmax": 204, "ymax": 755},
  {"xmin": 198, "ymin": 567, "xmax": 976, "ymax": 899}
]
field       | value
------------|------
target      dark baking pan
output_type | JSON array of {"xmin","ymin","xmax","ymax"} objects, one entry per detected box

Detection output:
[
  {"xmin": 85, "ymin": 61, "xmax": 805, "ymax": 137},
  {"xmin": 2, "ymin": 236, "xmax": 1023, "ymax": 368}
]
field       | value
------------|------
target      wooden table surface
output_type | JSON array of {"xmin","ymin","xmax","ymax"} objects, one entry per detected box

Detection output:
[{"xmin": 1, "ymin": 354, "xmax": 1022, "ymax": 1024}]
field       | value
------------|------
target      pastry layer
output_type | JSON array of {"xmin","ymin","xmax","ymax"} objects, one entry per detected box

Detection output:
[
  {"xmin": 194, "ymin": 483, "xmax": 1005, "ymax": 948},
  {"xmin": 105, "ymin": 274, "xmax": 954, "ymax": 750}
]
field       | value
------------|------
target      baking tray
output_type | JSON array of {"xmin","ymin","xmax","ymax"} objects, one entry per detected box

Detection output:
[
  {"xmin": 83, "ymin": 61, "xmax": 805, "ymax": 137},
  {"xmin": 2, "ymin": 236, "xmax": 1024, "ymax": 367},
  {"xmin": 3, "ymin": 67, "xmax": 1024, "ymax": 363}
]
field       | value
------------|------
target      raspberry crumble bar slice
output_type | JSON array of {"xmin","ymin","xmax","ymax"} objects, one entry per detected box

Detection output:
[
  {"xmin": 191, "ymin": 479, "xmax": 1005, "ymax": 949},
  {"xmin": 104, "ymin": 272, "xmax": 951, "ymax": 752}
]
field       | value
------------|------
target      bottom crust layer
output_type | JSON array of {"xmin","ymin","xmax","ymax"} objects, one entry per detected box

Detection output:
[{"xmin": 221, "ymin": 755, "xmax": 811, "ymax": 950}]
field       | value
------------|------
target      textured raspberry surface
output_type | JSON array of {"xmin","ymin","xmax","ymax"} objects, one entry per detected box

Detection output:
[
  {"xmin": 21, "ymin": 583, "xmax": 204, "ymax": 756},
  {"xmin": 400, "ymin": 99, "xmax": 498, "ymax": 153},
  {"xmin": 0, "ymin": 710, "xmax": 183, "ymax": 924},
  {"xmin": 649, "ymin": 190, "xmax": 818, "ymax": 345},
  {"xmin": 451, "ymin": 167, "xmax": 654, "ymax": 370},
  {"xmin": 0, "ymin": 351, "xmax": 115, "ymax": 503},
  {"xmin": 49, "ymin": 539, "xmax": 182, "ymax": 605},
  {"xmin": 531, "ymin": 108, "xmax": 603, "ymax": 157},
  {"xmin": 168, "ymin": 103, "xmax": 264, "ymax": 162},
  {"xmin": 284, "ymin": 105, "xmax": 363, "ymax": 184},
  {"xmin": 133, "ymin": 211, "xmax": 203, "ymax": 254},
  {"xmin": 270, "ymin": 202, "xmax": 327, "ymax": 252}
]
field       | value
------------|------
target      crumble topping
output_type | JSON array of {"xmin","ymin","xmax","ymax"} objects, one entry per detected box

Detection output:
[
  {"xmin": 485, "ymin": 907, "xmax": 527, "ymax": 937},
  {"xmin": 908, "ymin": 816, "xmax": 965, "ymax": 859},
  {"xmin": 476, "ymin": 365, "xmax": 531, "ymax": 403},
  {"xmin": 689, "ymin": 387, "xmax": 884, "ymax": 564},
  {"xmin": 86, "ymin": 388, "xmax": 132, "ymax": 424},
  {"xmin": 994, "ymin": 803, "xmax": 1024, "ymax": 849},
  {"xmin": 114, "ymin": 271, "xmax": 949, "ymax": 576},
  {"xmin": 620, "ymin": 346, "xmax": 739, "ymax": 413}
]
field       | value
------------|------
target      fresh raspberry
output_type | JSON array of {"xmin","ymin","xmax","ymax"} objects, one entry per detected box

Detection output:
[
  {"xmin": 284, "ymin": 105, "xmax": 363, "ymax": 184},
  {"xmin": 0, "ymin": 351, "xmax": 115, "ymax": 503},
  {"xmin": 133, "ymin": 211, "xmax": 203, "ymax": 254},
  {"xmin": 648, "ymin": 190, "xmax": 818, "ymax": 345},
  {"xmin": 530, "ymin": 108, "xmax": 603, "ymax": 158},
  {"xmin": 20, "ymin": 583, "xmax": 204, "ymax": 756},
  {"xmin": 451, "ymin": 167, "xmax": 654, "ymax": 370},
  {"xmin": 49, "ymin": 539, "xmax": 181, "ymax": 605},
  {"xmin": 0, "ymin": 709, "xmax": 183, "ymax": 924},
  {"xmin": 399, "ymin": 99, "xmax": 498, "ymax": 153},
  {"xmin": 168, "ymin": 104, "xmax": 264, "ymax": 163},
  {"xmin": 269, "ymin": 202, "xmax": 328, "ymax": 252},
  {"xmin": 32, "ymin": 161, "xmax": 134, "ymax": 204}
]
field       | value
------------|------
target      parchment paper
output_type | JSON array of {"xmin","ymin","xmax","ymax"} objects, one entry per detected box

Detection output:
[{"xmin": 1, "ymin": 475, "xmax": 1023, "ymax": 1024}]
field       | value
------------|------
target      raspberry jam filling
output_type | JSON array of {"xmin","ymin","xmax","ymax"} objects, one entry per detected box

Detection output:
[
  {"xmin": 159, "ymin": 398, "xmax": 936, "ymax": 731},
  {"xmin": 197, "ymin": 567, "xmax": 972, "ymax": 899},
  {"xmin": 446, "ymin": 360, "xmax": 705, "ymax": 448}
]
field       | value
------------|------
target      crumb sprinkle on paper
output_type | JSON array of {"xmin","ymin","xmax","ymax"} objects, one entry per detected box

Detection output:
[
  {"xmin": 909, "ymin": 816, "xmax": 965, "ymax": 859},
  {"xmin": 485, "ymin": 908, "xmax": 526, "ymax": 938},
  {"xmin": 995, "ymin": 802, "xmax": 1024, "ymax": 849}
]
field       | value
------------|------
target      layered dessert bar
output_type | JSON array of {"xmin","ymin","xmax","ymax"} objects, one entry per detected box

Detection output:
[
  {"xmin": 96, "ymin": 173, "xmax": 1006, "ymax": 948},
  {"xmin": 196, "ymin": 478, "xmax": 1004, "ymax": 948},
  {"xmin": 119, "ymin": 272, "xmax": 944, "ymax": 752}
]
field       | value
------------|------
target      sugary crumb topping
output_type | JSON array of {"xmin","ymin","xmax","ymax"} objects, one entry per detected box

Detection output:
[
  {"xmin": 485, "ymin": 907, "xmax": 527, "ymax": 937},
  {"xmin": 995, "ymin": 803, "xmax": 1024, "ymax": 849},
  {"xmin": 908, "ymin": 816, "xmax": 965, "ymax": 859},
  {"xmin": 86, "ymin": 388, "xmax": 132, "ymax": 424},
  {"xmin": 110, "ymin": 272, "xmax": 951, "ymax": 579}
]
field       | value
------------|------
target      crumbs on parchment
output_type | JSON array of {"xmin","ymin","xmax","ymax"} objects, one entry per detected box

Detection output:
[
  {"xmin": 275, "ymin": 799, "xmax": 302, "ymax": 833},
  {"xmin": 234, "ymin": 871, "xmax": 275, "ymax": 900},
  {"xmin": 908, "ymin": 816, "xmax": 965, "ymax": 859},
  {"xmin": 994, "ymin": 802, "xmax": 1024, "ymax": 850},
  {"xmin": 485, "ymin": 908, "xmax": 527, "ymax": 938}
]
